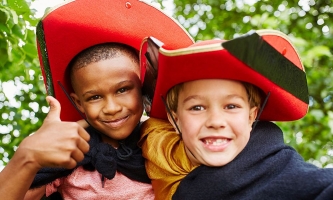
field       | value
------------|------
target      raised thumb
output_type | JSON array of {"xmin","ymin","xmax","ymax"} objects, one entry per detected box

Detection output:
[{"xmin": 45, "ymin": 96, "xmax": 61, "ymax": 122}]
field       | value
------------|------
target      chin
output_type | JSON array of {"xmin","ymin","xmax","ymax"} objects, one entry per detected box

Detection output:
[
  {"xmin": 110, "ymin": 130, "xmax": 132, "ymax": 140},
  {"xmin": 207, "ymin": 162, "xmax": 228, "ymax": 167},
  {"xmin": 205, "ymin": 158, "xmax": 233, "ymax": 167}
]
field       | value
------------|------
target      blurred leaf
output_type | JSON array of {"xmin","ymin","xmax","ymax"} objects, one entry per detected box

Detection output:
[
  {"xmin": 7, "ymin": 0, "xmax": 30, "ymax": 15},
  {"xmin": 22, "ymin": 43, "xmax": 37, "ymax": 57},
  {"xmin": 12, "ymin": 24, "xmax": 23, "ymax": 38},
  {"xmin": 303, "ymin": 46, "xmax": 332, "ymax": 67},
  {"xmin": 0, "ymin": 8, "xmax": 9, "ymax": 24},
  {"xmin": 9, "ymin": 9, "xmax": 18, "ymax": 24}
]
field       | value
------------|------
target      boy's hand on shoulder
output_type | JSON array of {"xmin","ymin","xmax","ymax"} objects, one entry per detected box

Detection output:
[
  {"xmin": 18, "ymin": 96, "xmax": 90, "ymax": 170},
  {"xmin": 77, "ymin": 119, "xmax": 89, "ymax": 128}
]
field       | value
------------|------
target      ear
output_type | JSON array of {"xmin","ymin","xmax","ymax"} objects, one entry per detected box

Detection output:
[
  {"xmin": 142, "ymin": 96, "xmax": 151, "ymax": 116},
  {"xmin": 249, "ymin": 106, "xmax": 259, "ymax": 124},
  {"xmin": 167, "ymin": 111, "xmax": 181, "ymax": 134},
  {"xmin": 70, "ymin": 93, "xmax": 85, "ymax": 114}
]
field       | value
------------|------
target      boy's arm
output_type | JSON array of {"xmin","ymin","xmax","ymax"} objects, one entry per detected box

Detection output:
[
  {"xmin": 0, "ymin": 146, "xmax": 43, "ymax": 200},
  {"xmin": 24, "ymin": 186, "xmax": 46, "ymax": 200},
  {"xmin": 0, "ymin": 96, "xmax": 90, "ymax": 200},
  {"xmin": 140, "ymin": 118, "xmax": 196, "ymax": 200},
  {"xmin": 0, "ymin": 148, "xmax": 46, "ymax": 200}
]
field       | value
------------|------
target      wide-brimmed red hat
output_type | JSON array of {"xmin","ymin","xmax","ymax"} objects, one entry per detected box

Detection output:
[
  {"xmin": 140, "ymin": 30, "xmax": 309, "ymax": 121},
  {"xmin": 36, "ymin": 0, "xmax": 194, "ymax": 121}
]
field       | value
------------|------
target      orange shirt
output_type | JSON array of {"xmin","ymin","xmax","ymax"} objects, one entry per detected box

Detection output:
[
  {"xmin": 46, "ymin": 166, "xmax": 154, "ymax": 199},
  {"xmin": 139, "ymin": 118, "xmax": 197, "ymax": 200}
]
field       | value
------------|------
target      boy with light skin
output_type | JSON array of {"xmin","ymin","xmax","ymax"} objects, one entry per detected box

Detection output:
[
  {"xmin": 0, "ymin": 0, "xmax": 193, "ymax": 199},
  {"xmin": 139, "ymin": 30, "xmax": 333, "ymax": 199},
  {"xmin": 166, "ymin": 79, "xmax": 260, "ymax": 167}
]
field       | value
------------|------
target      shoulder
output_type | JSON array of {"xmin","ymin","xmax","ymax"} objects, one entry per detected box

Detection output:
[{"xmin": 140, "ymin": 117, "xmax": 176, "ymax": 142}]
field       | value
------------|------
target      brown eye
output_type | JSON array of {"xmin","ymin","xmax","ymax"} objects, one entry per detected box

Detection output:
[
  {"xmin": 117, "ymin": 87, "xmax": 129, "ymax": 94},
  {"xmin": 88, "ymin": 95, "xmax": 101, "ymax": 101},
  {"xmin": 225, "ymin": 104, "xmax": 236, "ymax": 109},
  {"xmin": 190, "ymin": 105, "xmax": 204, "ymax": 111}
]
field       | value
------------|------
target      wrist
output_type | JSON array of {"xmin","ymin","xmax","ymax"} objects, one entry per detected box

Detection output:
[{"xmin": 14, "ymin": 146, "xmax": 42, "ymax": 173}]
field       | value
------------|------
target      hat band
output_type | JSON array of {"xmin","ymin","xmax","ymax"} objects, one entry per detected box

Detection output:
[
  {"xmin": 222, "ymin": 31, "xmax": 308, "ymax": 104},
  {"xmin": 36, "ymin": 21, "xmax": 54, "ymax": 96}
]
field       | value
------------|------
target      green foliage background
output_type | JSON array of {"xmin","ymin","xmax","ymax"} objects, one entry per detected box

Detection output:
[
  {"xmin": 1, "ymin": 0, "xmax": 333, "ymax": 168},
  {"xmin": 0, "ymin": 0, "xmax": 48, "ymax": 167}
]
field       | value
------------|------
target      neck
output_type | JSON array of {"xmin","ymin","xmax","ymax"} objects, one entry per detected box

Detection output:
[{"xmin": 100, "ymin": 134, "xmax": 119, "ymax": 148}]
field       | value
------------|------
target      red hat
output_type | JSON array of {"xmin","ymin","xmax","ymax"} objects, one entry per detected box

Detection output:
[
  {"xmin": 37, "ymin": 0, "xmax": 194, "ymax": 121},
  {"xmin": 140, "ymin": 30, "xmax": 309, "ymax": 121}
]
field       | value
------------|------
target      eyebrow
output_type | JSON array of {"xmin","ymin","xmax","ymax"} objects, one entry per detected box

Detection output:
[
  {"xmin": 182, "ymin": 95, "xmax": 203, "ymax": 104},
  {"xmin": 82, "ymin": 80, "xmax": 133, "ymax": 97},
  {"xmin": 226, "ymin": 94, "xmax": 247, "ymax": 101},
  {"xmin": 114, "ymin": 80, "xmax": 134, "ymax": 87},
  {"xmin": 182, "ymin": 93, "xmax": 246, "ymax": 104}
]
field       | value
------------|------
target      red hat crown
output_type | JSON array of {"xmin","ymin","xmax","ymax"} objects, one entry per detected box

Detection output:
[{"xmin": 37, "ymin": 0, "xmax": 194, "ymax": 121}]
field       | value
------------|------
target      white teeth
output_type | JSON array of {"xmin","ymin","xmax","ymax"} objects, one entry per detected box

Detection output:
[{"xmin": 204, "ymin": 138, "xmax": 228, "ymax": 145}]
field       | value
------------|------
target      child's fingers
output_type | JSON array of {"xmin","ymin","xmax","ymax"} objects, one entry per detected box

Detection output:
[
  {"xmin": 78, "ymin": 126, "xmax": 90, "ymax": 143},
  {"xmin": 64, "ymin": 137, "xmax": 89, "ymax": 168},
  {"xmin": 49, "ymin": 137, "xmax": 87, "ymax": 169},
  {"xmin": 61, "ymin": 158, "xmax": 79, "ymax": 169},
  {"xmin": 70, "ymin": 149, "xmax": 86, "ymax": 164},
  {"xmin": 77, "ymin": 132, "xmax": 90, "ymax": 154},
  {"xmin": 77, "ymin": 119, "xmax": 89, "ymax": 128}
]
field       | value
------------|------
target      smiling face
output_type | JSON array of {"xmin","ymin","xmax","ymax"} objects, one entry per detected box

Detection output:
[
  {"xmin": 168, "ymin": 79, "xmax": 258, "ymax": 167},
  {"xmin": 70, "ymin": 54, "xmax": 143, "ymax": 147}
]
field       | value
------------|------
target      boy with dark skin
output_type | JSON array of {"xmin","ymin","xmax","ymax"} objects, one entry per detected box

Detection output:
[{"xmin": 26, "ymin": 43, "xmax": 154, "ymax": 199}]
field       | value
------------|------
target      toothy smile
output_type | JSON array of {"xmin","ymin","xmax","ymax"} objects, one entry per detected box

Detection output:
[{"xmin": 202, "ymin": 138, "xmax": 230, "ymax": 146}]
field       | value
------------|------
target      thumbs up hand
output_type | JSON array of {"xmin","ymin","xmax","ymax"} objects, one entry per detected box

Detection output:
[{"xmin": 18, "ymin": 96, "xmax": 90, "ymax": 170}]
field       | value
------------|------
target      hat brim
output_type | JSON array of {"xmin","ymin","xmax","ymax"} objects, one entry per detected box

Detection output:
[
  {"xmin": 37, "ymin": 0, "xmax": 194, "ymax": 121},
  {"xmin": 141, "ymin": 30, "xmax": 309, "ymax": 121}
]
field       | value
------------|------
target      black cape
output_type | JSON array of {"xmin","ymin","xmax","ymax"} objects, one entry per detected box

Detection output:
[{"xmin": 173, "ymin": 121, "xmax": 333, "ymax": 200}]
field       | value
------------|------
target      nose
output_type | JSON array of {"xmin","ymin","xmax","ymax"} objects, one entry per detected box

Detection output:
[
  {"xmin": 205, "ymin": 108, "xmax": 226, "ymax": 129},
  {"xmin": 102, "ymin": 97, "xmax": 122, "ymax": 115}
]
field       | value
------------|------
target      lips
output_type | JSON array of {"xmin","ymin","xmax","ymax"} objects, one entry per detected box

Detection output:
[{"xmin": 101, "ymin": 115, "xmax": 129, "ymax": 128}]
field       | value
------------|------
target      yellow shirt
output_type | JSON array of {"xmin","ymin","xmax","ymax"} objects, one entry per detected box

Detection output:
[{"xmin": 140, "ymin": 118, "xmax": 197, "ymax": 200}]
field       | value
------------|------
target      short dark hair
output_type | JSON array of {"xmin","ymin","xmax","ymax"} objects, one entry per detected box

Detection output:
[{"xmin": 68, "ymin": 43, "xmax": 139, "ymax": 91}]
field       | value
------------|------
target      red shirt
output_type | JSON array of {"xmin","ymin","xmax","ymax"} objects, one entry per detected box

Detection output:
[{"xmin": 46, "ymin": 166, "xmax": 154, "ymax": 199}]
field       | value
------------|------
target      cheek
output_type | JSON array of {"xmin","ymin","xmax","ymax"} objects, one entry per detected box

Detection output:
[
  {"xmin": 239, "ymin": 130, "xmax": 251, "ymax": 143},
  {"xmin": 177, "ymin": 110, "xmax": 202, "ymax": 132},
  {"xmin": 178, "ymin": 117, "xmax": 200, "ymax": 145},
  {"xmin": 233, "ymin": 112, "xmax": 253, "ymax": 129},
  {"xmin": 82, "ymin": 104, "xmax": 100, "ymax": 121},
  {"xmin": 180, "ymin": 121, "xmax": 197, "ymax": 135},
  {"xmin": 124, "ymin": 91, "xmax": 144, "ymax": 112},
  {"xmin": 230, "ymin": 113, "xmax": 252, "ymax": 137},
  {"xmin": 234, "ymin": 123, "xmax": 251, "ymax": 148}
]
